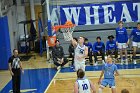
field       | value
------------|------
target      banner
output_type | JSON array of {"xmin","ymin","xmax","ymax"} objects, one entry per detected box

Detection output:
[{"xmin": 51, "ymin": 2, "xmax": 140, "ymax": 25}]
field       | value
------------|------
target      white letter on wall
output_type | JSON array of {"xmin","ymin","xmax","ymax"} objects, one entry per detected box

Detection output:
[
  {"xmin": 84, "ymin": 6, "xmax": 100, "ymax": 25},
  {"xmin": 121, "ymin": 4, "xmax": 132, "ymax": 22},
  {"xmin": 51, "ymin": 8, "xmax": 59, "ymax": 25},
  {"xmin": 62, "ymin": 7, "xmax": 81, "ymax": 25},
  {"xmin": 102, "ymin": 5, "xmax": 116, "ymax": 24},
  {"xmin": 133, "ymin": 3, "xmax": 140, "ymax": 21}
]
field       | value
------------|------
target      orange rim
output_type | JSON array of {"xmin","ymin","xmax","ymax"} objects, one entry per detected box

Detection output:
[{"xmin": 52, "ymin": 24, "xmax": 76, "ymax": 31}]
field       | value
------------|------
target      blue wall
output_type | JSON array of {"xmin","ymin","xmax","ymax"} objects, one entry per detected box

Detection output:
[{"xmin": 0, "ymin": 16, "xmax": 11, "ymax": 70}]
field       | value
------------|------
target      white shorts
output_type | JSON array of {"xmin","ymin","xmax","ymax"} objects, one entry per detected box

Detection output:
[
  {"xmin": 74, "ymin": 61, "xmax": 85, "ymax": 71},
  {"xmin": 118, "ymin": 43, "xmax": 127, "ymax": 49},
  {"xmin": 132, "ymin": 41, "xmax": 140, "ymax": 48}
]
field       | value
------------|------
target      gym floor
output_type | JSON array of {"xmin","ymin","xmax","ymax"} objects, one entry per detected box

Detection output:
[{"xmin": 0, "ymin": 53, "xmax": 140, "ymax": 93}]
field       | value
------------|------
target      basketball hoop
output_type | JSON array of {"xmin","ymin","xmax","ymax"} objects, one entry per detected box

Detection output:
[{"xmin": 52, "ymin": 21, "xmax": 76, "ymax": 41}]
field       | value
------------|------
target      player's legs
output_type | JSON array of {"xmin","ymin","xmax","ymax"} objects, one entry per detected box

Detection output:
[
  {"xmin": 124, "ymin": 48, "xmax": 128, "ymax": 64},
  {"xmin": 114, "ymin": 49, "xmax": 118, "ymax": 59},
  {"xmin": 88, "ymin": 51, "xmax": 93, "ymax": 65},
  {"xmin": 118, "ymin": 43, "xmax": 123, "ymax": 64},
  {"xmin": 111, "ymin": 88, "xmax": 116, "ymax": 93},
  {"xmin": 133, "ymin": 46, "xmax": 137, "ymax": 64},
  {"xmin": 132, "ymin": 42, "xmax": 137, "ymax": 64},
  {"xmin": 101, "ymin": 51, "xmax": 105, "ymax": 64},
  {"xmin": 74, "ymin": 61, "xmax": 80, "ymax": 71},
  {"xmin": 93, "ymin": 52, "xmax": 98, "ymax": 65},
  {"xmin": 109, "ymin": 79, "xmax": 116, "ymax": 93},
  {"xmin": 98, "ymin": 86, "xmax": 104, "ymax": 93},
  {"xmin": 80, "ymin": 61, "xmax": 85, "ymax": 71},
  {"xmin": 122, "ymin": 43, "xmax": 128, "ymax": 64},
  {"xmin": 98, "ymin": 79, "xmax": 108, "ymax": 93}
]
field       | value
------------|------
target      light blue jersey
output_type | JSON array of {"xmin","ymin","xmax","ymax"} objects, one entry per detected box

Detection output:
[
  {"xmin": 103, "ymin": 63, "xmax": 117, "ymax": 79},
  {"xmin": 101, "ymin": 63, "xmax": 118, "ymax": 88}
]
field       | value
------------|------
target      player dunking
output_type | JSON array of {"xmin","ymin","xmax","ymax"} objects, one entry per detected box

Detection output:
[
  {"xmin": 74, "ymin": 69, "xmax": 96, "ymax": 93},
  {"xmin": 98, "ymin": 55, "xmax": 119, "ymax": 93},
  {"xmin": 71, "ymin": 36, "xmax": 88, "ymax": 71}
]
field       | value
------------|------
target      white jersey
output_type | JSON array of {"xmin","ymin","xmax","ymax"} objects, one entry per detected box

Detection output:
[
  {"xmin": 74, "ymin": 44, "xmax": 86, "ymax": 62},
  {"xmin": 77, "ymin": 78, "xmax": 91, "ymax": 93}
]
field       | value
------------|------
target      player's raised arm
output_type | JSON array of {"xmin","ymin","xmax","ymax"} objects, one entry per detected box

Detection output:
[{"xmin": 71, "ymin": 38, "xmax": 78, "ymax": 48}]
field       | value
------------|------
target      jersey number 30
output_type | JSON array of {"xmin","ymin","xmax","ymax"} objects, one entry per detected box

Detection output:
[{"xmin": 82, "ymin": 84, "xmax": 88, "ymax": 90}]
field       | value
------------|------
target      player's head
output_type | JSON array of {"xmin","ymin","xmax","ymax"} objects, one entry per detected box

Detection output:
[
  {"xmin": 108, "ymin": 35, "xmax": 114, "ymax": 41},
  {"xmin": 121, "ymin": 89, "xmax": 129, "ymax": 93},
  {"xmin": 84, "ymin": 38, "xmax": 88, "ymax": 44},
  {"xmin": 55, "ymin": 39, "xmax": 60, "ymax": 46},
  {"xmin": 137, "ymin": 22, "xmax": 140, "ymax": 30},
  {"xmin": 106, "ymin": 55, "xmax": 113, "ymax": 63},
  {"xmin": 77, "ymin": 69, "xmax": 85, "ymax": 79},
  {"xmin": 96, "ymin": 36, "xmax": 101, "ymax": 42},
  {"xmin": 13, "ymin": 49, "xmax": 18, "ymax": 56},
  {"xmin": 78, "ymin": 36, "xmax": 85, "ymax": 44},
  {"xmin": 73, "ymin": 37, "xmax": 78, "ymax": 42},
  {"xmin": 118, "ymin": 20, "xmax": 123, "ymax": 27}
]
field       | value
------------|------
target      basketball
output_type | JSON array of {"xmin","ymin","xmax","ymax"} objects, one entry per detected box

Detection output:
[{"xmin": 65, "ymin": 20, "xmax": 73, "ymax": 26}]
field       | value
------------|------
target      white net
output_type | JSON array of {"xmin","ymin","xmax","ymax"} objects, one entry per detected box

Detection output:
[{"xmin": 60, "ymin": 26, "xmax": 75, "ymax": 41}]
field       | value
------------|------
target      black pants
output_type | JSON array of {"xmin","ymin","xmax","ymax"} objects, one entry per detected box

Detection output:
[
  {"xmin": 69, "ymin": 53, "xmax": 74, "ymax": 66},
  {"xmin": 106, "ymin": 50, "xmax": 118, "ymax": 58},
  {"xmin": 93, "ymin": 51, "xmax": 105, "ymax": 62},
  {"xmin": 12, "ymin": 68, "xmax": 21, "ymax": 93},
  {"xmin": 53, "ymin": 57, "xmax": 68, "ymax": 67},
  {"xmin": 88, "ymin": 51, "xmax": 93, "ymax": 64}
]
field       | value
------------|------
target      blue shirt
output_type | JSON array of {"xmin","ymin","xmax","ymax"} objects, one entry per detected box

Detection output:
[
  {"xmin": 92, "ymin": 42, "xmax": 105, "ymax": 52},
  {"xmin": 129, "ymin": 28, "xmax": 140, "ymax": 42},
  {"xmin": 116, "ymin": 27, "xmax": 128, "ymax": 43},
  {"xmin": 85, "ymin": 42, "xmax": 92, "ymax": 52},
  {"xmin": 106, "ymin": 40, "xmax": 117, "ymax": 51},
  {"xmin": 102, "ymin": 63, "xmax": 117, "ymax": 79}
]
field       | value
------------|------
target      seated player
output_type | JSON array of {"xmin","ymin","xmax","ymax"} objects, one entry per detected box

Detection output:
[
  {"xmin": 129, "ymin": 22, "xmax": 140, "ymax": 64},
  {"xmin": 69, "ymin": 38, "xmax": 78, "ymax": 68},
  {"xmin": 106, "ymin": 35, "xmax": 118, "ymax": 60},
  {"xmin": 52, "ymin": 39, "xmax": 68, "ymax": 70},
  {"xmin": 93, "ymin": 36, "xmax": 105, "ymax": 66},
  {"xmin": 74, "ymin": 69, "xmax": 96, "ymax": 93},
  {"xmin": 98, "ymin": 55, "xmax": 119, "ymax": 93},
  {"xmin": 84, "ymin": 38, "xmax": 93, "ymax": 65}
]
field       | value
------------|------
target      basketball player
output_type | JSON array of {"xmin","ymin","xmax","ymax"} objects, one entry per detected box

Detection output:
[
  {"xmin": 74, "ymin": 69, "xmax": 96, "ymax": 93},
  {"xmin": 98, "ymin": 55, "xmax": 119, "ymax": 93},
  {"xmin": 116, "ymin": 21, "xmax": 129, "ymax": 65},
  {"xmin": 129, "ymin": 22, "xmax": 140, "ymax": 64},
  {"xmin": 71, "ymin": 36, "xmax": 88, "ymax": 71}
]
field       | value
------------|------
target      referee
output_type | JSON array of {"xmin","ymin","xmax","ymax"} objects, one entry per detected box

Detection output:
[{"xmin": 8, "ymin": 49, "xmax": 24, "ymax": 93}]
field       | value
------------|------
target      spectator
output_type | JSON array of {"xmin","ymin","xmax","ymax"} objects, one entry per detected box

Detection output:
[
  {"xmin": 52, "ymin": 39, "xmax": 68, "ymax": 70},
  {"xmin": 84, "ymin": 38, "xmax": 93, "ymax": 65},
  {"xmin": 116, "ymin": 21, "xmax": 129, "ymax": 65},
  {"xmin": 93, "ymin": 36, "xmax": 105, "ymax": 66},
  {"xmin": 129, "ymin": 22, "xmax": 140, "ymax": 64},
  {"xmin": 68, "ymin": 38, "xmax": 78, "ymax": 68},
  {"xmin": 121, "ymin": 89, "xmax": 129, "ymax": 93},
  {"xmin": 106, "ymin": 35, "xmax": 118, "ymax": 60}
]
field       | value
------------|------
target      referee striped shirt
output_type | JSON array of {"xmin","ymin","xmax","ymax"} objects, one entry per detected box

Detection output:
[{"xmin": 8, "ymin": 56, "xmax": 21, "ymax": 69}]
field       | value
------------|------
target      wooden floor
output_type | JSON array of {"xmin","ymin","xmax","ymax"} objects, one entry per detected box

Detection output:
[
  {"xmin": 0, "ymin": 53, "xmax": 140, "ymax": 93},
  {"xmin": 47, "ymin": 70, "xmax": 140, "ymax": 93}
]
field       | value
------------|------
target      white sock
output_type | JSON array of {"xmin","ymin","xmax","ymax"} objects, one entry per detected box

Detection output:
[{"xmin": 98, "ymin": 88, "xmax": 102, "ymax": 93}]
